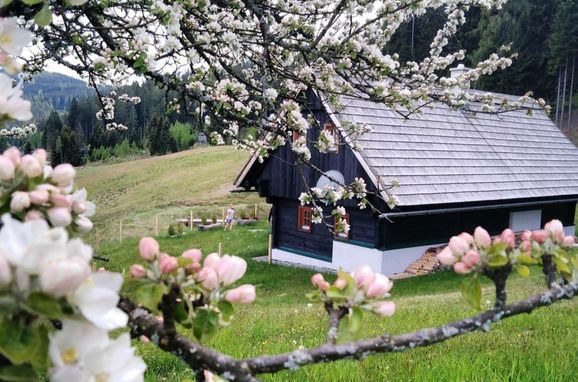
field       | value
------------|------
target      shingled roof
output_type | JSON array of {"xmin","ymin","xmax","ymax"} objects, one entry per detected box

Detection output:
[{"xmin": 329, "ymin": 94, "xmax": 578, "ymax": 207}]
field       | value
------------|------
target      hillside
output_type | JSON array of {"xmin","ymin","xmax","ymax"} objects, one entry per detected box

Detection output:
[{"xmin": 76, "ymin": 146, "xmax": 263, "ymax": 241}]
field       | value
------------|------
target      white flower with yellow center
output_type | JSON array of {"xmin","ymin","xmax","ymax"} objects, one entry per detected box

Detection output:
[{"xmin": 0, "ymin": 17, "xmax": 32, "ymax": 56}]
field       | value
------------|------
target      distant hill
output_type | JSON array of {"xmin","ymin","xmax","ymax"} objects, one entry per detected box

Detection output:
[{"xmin": 23, "ymin": 72, "xmax": 94, "ymax": 121}]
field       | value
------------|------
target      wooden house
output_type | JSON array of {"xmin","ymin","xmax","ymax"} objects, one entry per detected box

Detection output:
[{"xmin": 234, "ymin": 85, "xmax": 578, "ymax": 274}]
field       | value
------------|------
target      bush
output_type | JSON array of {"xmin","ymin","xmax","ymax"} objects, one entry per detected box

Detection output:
[
  {"xmin": 170, "ymin": 122, "xmax": 197, "ymax": 152},
  {"xmin": 168, "ymin": 223, "xmax": 176, "ymax": 236},
  {"xmin": 176, "ymin": 222, "xmax": 184, "ymax": 235}
]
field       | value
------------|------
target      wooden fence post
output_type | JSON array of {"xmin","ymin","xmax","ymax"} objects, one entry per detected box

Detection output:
[
  {"xmin": 190, "ymin": 210, "xmax": 193, "ymax": 231},
  {"xmin": 155, "ymin": 215, "xmax": 159, "ymax": 236},
  {"xmin": 218, "ymin": 242, "xmax": 223, "ymax": 256},
  {"xmin": 119, "ymin": 219, "xmax": 123, "ymax": 242},
  {"xmin": 254, "ymin": 204, "xmax": 258, "ymax": 219},
  {"xmin": 222, "ymin": 207, "xmax": 226, "ymax": 223},
  {"xmin": 268, "ymin": 234, "xmax": 273, "ymax": 264}
]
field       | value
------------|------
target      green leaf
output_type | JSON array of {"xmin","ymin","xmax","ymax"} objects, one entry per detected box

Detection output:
[
  {"xmin": 25, "ymin": 293, "xmax": 63, "ymax": 319},
  {"xmin": 34, "ymin": 4, "xmax": 52, "ymax": 27},
  {"xmin": 349, "ymin": 306, "xmax": 363, "ymax": 334},
  {"xmin": 513, "ymin": 264, "xmax": 530, "ymax": 277},
  {"xmin": 0, "ymin": 321, "xmax": 41, "ymax": 365},
  {"xmin": 0, "ymin": 365, "xmax": 37, "ymax": 381},
  {"xmin": 460, "ymin": 278, "xmax": 482, "ymax": 310},
  {"xmin": 516, "ymin": 254, "xmax": 536, "ymax": 265},
  {"xmin": 193, "ymin": 309, "xmax": 219, "ymax": 342},
  {"xmin": 325, "ymin": 286, "xmax": 344, "ymax": 299},
  {"xmin": 553, "ymin": 257, "xmax": 571, "ymax": 276},
  {"xmin": 488, "ymin": 242, "xmax": 508, "ymax": 256},
  {"xmin": 135, "ymin": 283, "xmax": 168, "ymax": 313},
  {"xmin": 217, "ymin": 300, "xmax": 234, "ymax": 321},
  {"xmin": 487, "ymin": 253, "xmax": 509, "ymax": 268},
  {"xmin": 336, "ymin": 307, "xmax": 363, "ymax": 343},
  {"xmin": 21, "ymin": 0, "xmax": 43, "ymax": 4}
]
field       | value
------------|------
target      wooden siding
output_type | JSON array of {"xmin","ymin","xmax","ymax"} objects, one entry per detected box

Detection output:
[
  {"xmin": 273, "ymin": 198, "xmax": 378, "ymax": 260},
  {"xmin": 381, "ymin": 202, "xmax": 577, "ymax": 250}
]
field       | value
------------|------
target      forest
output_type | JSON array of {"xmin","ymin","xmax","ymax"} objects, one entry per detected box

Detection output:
[{"xmin": 4, "ymin": 0, "xmax": 578, "ymax": 163}]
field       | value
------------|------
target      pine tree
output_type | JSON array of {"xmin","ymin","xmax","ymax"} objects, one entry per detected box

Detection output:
[{"xmin": 147, "ymin": 113, "xmax": 173, "ymax": 155}]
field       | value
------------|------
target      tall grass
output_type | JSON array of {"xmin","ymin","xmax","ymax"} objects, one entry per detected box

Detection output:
[{"xmin": 97, "ymin": 223, "xmax": 578, "ymax": 382}]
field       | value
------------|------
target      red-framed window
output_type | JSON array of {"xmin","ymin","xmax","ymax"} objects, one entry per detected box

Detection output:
[
  {"xmin": 298, "ymin": 206, "xmax": 312, "ymax": 233},
  {"xmin": 323, "ymin": 122, "xmax": 340, "ymax": 153},
  {"xmin": 334, "ymin": 213, "xmax": 350, "ymax": 240}
]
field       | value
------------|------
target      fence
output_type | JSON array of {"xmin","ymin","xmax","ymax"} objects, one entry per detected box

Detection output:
[{"xmin": 115, "ymin": 202, "xmax": 271, "ymax": 241}]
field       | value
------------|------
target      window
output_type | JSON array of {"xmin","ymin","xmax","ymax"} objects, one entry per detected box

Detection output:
[
  {"xmin": 509, "ymin": 210, "xmax": 541, "ymax": 232},
  {"xmin": 298, "ymin": 206, "xmax": 312, "ymax": 233},
  {"xmin": 334, "ymin": 213, "xmax": 350, "ymax": 240},
  {"xmin": 323, "ymin": 123, "xmax": 340, "ymax": 153}
]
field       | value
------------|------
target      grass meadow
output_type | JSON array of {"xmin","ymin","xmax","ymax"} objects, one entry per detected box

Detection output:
[{"xmin": 97, "ymin": 222, "xmax": 578, "ymax": 382}]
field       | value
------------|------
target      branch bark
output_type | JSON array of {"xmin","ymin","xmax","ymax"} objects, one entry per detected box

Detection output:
[{"xmin": 119, "ymin": 282, "xmax": 577, "ymax": 381}]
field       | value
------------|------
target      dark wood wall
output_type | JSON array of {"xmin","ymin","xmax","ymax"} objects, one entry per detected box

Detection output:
[
  {"xmin": 380, "ymin": 202, "xmax": 577, "ymax": 250},
  {"xmin": 273, "ymin": 198, "xmax": 379, "ymax": 260}
]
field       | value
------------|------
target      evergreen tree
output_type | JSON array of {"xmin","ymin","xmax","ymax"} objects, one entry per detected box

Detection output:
[
  {"xmin": 42, "ymin": 111, "xmax": 63, "ymax": 160},
  {"xmin": 147, "ymin": 113, "xmax": 173, "ymax": 156}
]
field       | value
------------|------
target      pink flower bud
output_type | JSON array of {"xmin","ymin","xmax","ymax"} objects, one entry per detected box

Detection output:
[
  {"xmin": 140, "ymin": 335, "xmax": 151, "ymax": 344},
  {"xmin": 29, "ymin": 188, "xmax": 49, "ymax": 205},
  {"xmin": 373, "ymin": 301, "xmax": 396, "ymax": 317},
  {"xmin": 474, "ymin": 226, "xmax": 492, "ymax": 248},
  {"xmin": 353, "ymin": 265, "xmax": 375, "ymax": 289},
  {"xmin": 458, "ymin": 232, "xmax": 474, "ymax": 245},
  {"xmin": 563, "ymin": 235, "xmax": 575, "ymax": 247},
  {"xmin": 72, "ymin": 200, "xmax": 86, "ymax": 214},
  {"xmin": 532, "ymin": 230, "xmax": 548, "ymax": 244},
  {"xmin": 10, "ymin": 191, "xmax": 30, "ymax": 212},
  {"xmin": 51, "ymin": 163, "xmax": 75, "ymax": 186},
  {"xmin": 0, "ymin": 156, "xmax": 15, "ymax": 180},
  {"xmin": 185, "ymin": 262, "xmax": 202, "ymax": 274},
  {"xmin": 33, "ymin": 149, "xmax": 47, "ymax": 167},
  {"xmin": 158, "ymin": 253, "xmax": 178, "ymax": 274},
  {"xmin": 0, "ymin": 255, "xmax": 12, "ymax": 286},
  {"xmin": 3, "ymin": 147, "xmax": 21, "ymax": 165},
  {"xmin": 24, "ymin": 210, "xmax": 43, "ymax": 221},
  {"xmin": 437, "ymin": 246, "xmax": 458, "ymax": 265},
  {"xmin": 365, "ymin": 274, "xmax": 393, "ymax": 298},
  {"xmin": 453, "ymin": 261, "xmax": 471, "ymax": 275},
  {"xmin": 75, "ymin": 216, "xmax": 93, "ymax": 233},
  {"xmin": 215, "ymin": 255, "xmax": 247, "ymax": 286},
  {"xmin": 225, "ymin": 284, "xmax": 256, "ymax": 304},
  {"xmin": 448, "ymin": 236, "xmax": 469, "ymax": 256},
  {"xmin": 203, "ymin": 252, "xmax": 221, "ymax": 270},
  {"xmin": 130, "ymin": 264, "xmax": 146, "ymax": 278},
  {"xmin": 334, "ymin": 278, "xmax": 347, "ymax": 290},
  {"xmin": 20, "ymin": 155, "xmax": 43, "ymax": 178},
  {"xmin": 182, "ymin": 249, "xmax": 203, "ymax": 263},
  {"xmin": 461, "ymin": 250, "xmax": 481, "ymax": 268},
  {"xmin": 521, "ymin": 230, "xmax": 532, "ymax": 242},
  {"xmin": 198, "ymin": 267, "xmax": 218, "ymax": 290},
  {"xmin": 40, "ymin": 257, "xmax": 91, "ymax": 297},
  {"xmin": 521, "ymin": 240, "xmax": 531, "ymax": 255},
  {"xmin": 139, "ymin": 237, "xmax": 160, "ymax": 261},
  {"xmin": 500, "ymin": 228, "xmax": 515, "ymax": 248},
  {"xmin": 50, "ymin": 193, "xmax": 72, "ymax": 208},
  {"xmin": 311, "ymin": 273, "xmax": 326, "ymax": 288},
  {"xmin": 47, "ymin": 207, "xmax": 72, "ymax": 227},
  {"xmin": 545, "ymin": 219, "xmax": 564, "ymax": 236}
]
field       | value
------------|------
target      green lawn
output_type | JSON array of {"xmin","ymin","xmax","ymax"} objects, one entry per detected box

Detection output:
[
  {"xmin": 76, "ymin": 146, "xmax": 264, "ymax": 241},
  {"xmin": 97, "ymin": 223, "xmax": 578, "ymax": 382}
]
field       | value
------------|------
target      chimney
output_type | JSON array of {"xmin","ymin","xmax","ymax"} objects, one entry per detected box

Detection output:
[{"xmin": 450, "ymin": 63, "xmax": 471, "ymax": 79}]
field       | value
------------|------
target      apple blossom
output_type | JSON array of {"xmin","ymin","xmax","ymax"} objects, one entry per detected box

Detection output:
[
  {"xmin": 334, "ymin": 278, "xmax": 347, "ymax": 290},
  {"xmin": 365, "ymin": 274, "xmax": 393, "ymax": 298},
  {"xmin": 474, "ymin": 226, "xmax": 492, "ymax": 248},
  {"xmin": 20, "ymin": 154, "xmax": 43, "ymax": 178},
  {"xmin": 130, "ymin": 264, "xmax": 146, "ymax": 278},
  {"xmin": 462, "ymin": 250, "xmax": 481, "ymax": 269},
  {"xmin": 458, "ymin": 232, "xmax": 474, "ymax": 245},
  {"xmin": 437, "ymin": 246, "xmax": 458, "ymax": 265},
  {"xmin": 182, "ymin": 248, "xmax": 203, "ymax": 262},
  {"xmin": 454, "ymin": 262, "xmax": 471, "ymax": 275},
  {"xmin": 40, "ymin": 256, "xmax": 91, "ymax": 297},
  {"xmin": 24, "ymin": 210, "xmax": 44, "ymax": 221},
  {"xmin": 563, "ymin": 236, "xmax": 575, "ymax": 247},
  {"xmin": 29, "ymin": 188, "xmax": 49, "ymax": 205},
  {"xmin": 3, "ymin": 147, "xmax": 21, "ymax": 165},
  {"xmin": 521, "ymin": 230, "xmax": 532, "ymax": 242},
  {"xmin": 159, "ymin": 253, "xmax": 178, "ymax": 274},
  {"xmin": 33, "ymin": 148, "xmax": 47, "ymax": 167},
  {"xmin": 532, "ymin": 230, "xmax": 548, "ymax": 244},
  {"xmin": 448, "ymin": 236, "xmax": 469, "ymax": 256},
  {"xmin": 0, "ymin": 155, "xmax": 15, "ymax": 180},
  {"xmin": 373, "ymin": 301, "xmax": 396, "ymax": 317},
  {"xmin": 225, "ymin": 284, "xmax": 256, "ymax": 304},
  {"xmin": 0, "ymin": 17, "xmax": 32, "ymax": 56},
  {"xmin": 0, "ymin": 254, "xmax": 12, "ymax": 286},
  {"xmin": 51, "ymin": 164, "xmax": 76, "ymax": 187},
  {"xmin": 51, "ymin": 194, "xmax": 72, "ymax": 208},
  {"xmin": 214, "ymin": 255, "xmax": 247, "ymax": 286},
  {"xmin": 10, "ymin": 191, "xmax": 30, "ymax": 212},
  {"xmin": 500, "ymin": 228, "xmax": 516, "ymax": 248},
  {"xmin": 198, "ymin": 267, "xmax": 219, "ymax": 290},
  {"xmin": 49, "ymin": 320, "xmax": 109, "ymax": 368},
  {"xmin": 139, "ymin": 237, "xmax": 159, "ymax": 261},
  {"xmin": 75, "ymin": 216, "xmax": 93, "ymax": 233},
  {"xmin": 353, "ymin": 265, "xmax": 375, "ymax": 289},
  {"xmin": 48, "ymin": 207, "xmax": 72, "ymax": 227}
]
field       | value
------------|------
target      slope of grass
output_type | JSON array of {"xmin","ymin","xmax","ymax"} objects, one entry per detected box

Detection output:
[
  {"xmin": 97, "ymin": 224, "xmax": 578, "ymax": 382},
  {"xmin": 76, "ymin": 146, "xmax": 263, "ymax": 240}
]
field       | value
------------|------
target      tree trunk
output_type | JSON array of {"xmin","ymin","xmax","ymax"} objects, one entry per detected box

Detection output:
[
  {"xmin": 561, "ymin": 55, "xmax": 568, "ymax": 130},
  {"xmin": 568, "ymin": 53, "xmax": 576, "ymax": 131},
  {"xmin": 556, "ymin": 67, "xmax": 562, "ymax": 126}
]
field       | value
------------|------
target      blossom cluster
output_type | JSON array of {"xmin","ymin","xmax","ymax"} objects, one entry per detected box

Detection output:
[
  {"xmin": 0, "ymin": 123, "xmax": 37, "ymax": 139},
  {"xmin": 130, "ymin": 237, "xmax": 256, "ymax": 340},
  {"xmin": 310, "ymin": 266, "xmax": 396, "ymax": 318},
  {"xmin": 438, "ymin": 219, "xmax": 577, "ymax": 277},
  {"xmin": 0, "ymin": 214, "xmax": 143, "ymax": 379},
  {"xmin": 0, "ymin": 147, "xmax": 95, "ymax": 233}
]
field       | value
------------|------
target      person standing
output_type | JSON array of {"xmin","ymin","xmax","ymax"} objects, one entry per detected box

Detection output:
[{"xmin": 224, "ymin": 205, "xmax": 235, "ymax": 231}]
